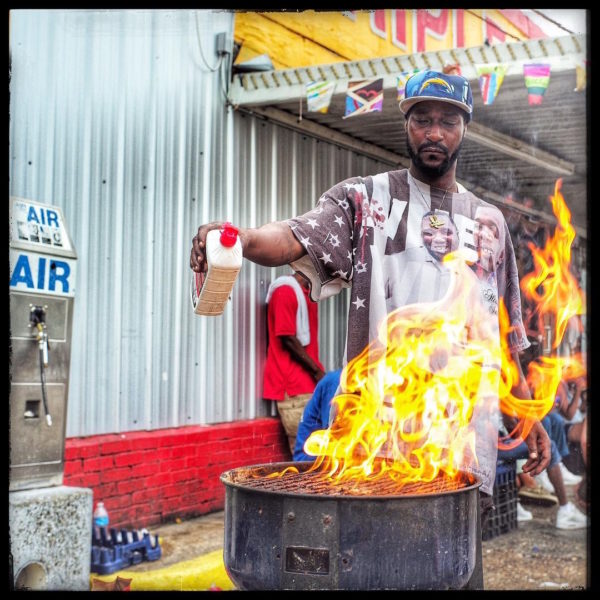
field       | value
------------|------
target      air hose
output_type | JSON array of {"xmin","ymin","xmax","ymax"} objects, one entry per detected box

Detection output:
[{"xmin": 37, "ymin": 323, "xmax": 52, "ymax": 427}]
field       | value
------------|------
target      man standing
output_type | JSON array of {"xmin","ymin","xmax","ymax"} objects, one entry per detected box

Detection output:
[
  {"xmin": 263, "ymin": 271, "xmax": 325, "ymax": 453},
  {"xmin": 190, "ymin": 70, "xmax": 551, "ymax": 587}
]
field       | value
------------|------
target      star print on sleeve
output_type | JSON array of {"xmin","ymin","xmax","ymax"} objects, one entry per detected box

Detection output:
[
  {"xmin": 333, "ymin": 269, "xmax": 349, "ymax": 280},
  {"xmin": 352, "ymin": 296, "xmax": 366, "ymax": 309},
  {"xmin": 285, "ymin": 176, "xmax": 365, "ymax": 291},
  {"xmin": 300, "ymin": 236, "xmax": 312, "ymax": 249}
]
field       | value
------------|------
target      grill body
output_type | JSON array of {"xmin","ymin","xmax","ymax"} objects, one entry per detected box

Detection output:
[{"xmin": 221, "ymin": 461, "xmax": 481, "ymax": 590}]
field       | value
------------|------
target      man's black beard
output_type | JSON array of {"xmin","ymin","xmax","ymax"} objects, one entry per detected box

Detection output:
[{"xmin": 407, "ymin": 139, "xmax": 463, "ymax": 179}]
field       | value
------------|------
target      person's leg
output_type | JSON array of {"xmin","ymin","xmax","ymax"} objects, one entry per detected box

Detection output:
[
  {"xmin": 574, "ymin": 417, "xmax": 588, "ymax": 513},
  {"xmin": 567, "ymin": 421, "xmax": 584, "ymax": 445},
  {"xmin": 541, "ymin": 437, "xmax": 588, "ymax": 529},
  {"xmin": 546, "ymin": 463, "xmax": 568, "ymax": 505},
  {"xmin": 580, "ymin": 416, "xmax": 587, "ymax": 465},
  {"xmin": 542, "ymin": 412, "xmax": 570, "ymax": 458},
  {"xmin": 496, "ymin": 438, "xmax": 529, "ymax": 463}
]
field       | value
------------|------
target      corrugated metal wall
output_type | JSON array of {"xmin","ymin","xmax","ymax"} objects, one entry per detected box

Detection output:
[{"xmin": 9, "ymin": 9, "xmax": 394, "ymax": 436}]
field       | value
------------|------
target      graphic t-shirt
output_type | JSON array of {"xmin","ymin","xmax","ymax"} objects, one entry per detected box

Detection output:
[{"xmin": 286, "ymin": 168, "xmax": 529, "ymax": 494}]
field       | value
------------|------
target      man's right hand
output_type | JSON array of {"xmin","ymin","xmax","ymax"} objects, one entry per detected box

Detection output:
[
  {"xmin": 190, "ymin": 221, "xmax": 225, "ymax": 274},
  {"xmin": 190, "ymin": 220, "xmax": 306, "ymax": 272}
]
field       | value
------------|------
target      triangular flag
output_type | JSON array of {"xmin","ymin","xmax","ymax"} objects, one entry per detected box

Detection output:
[
  {"xmin": 475, "ymin": 64, "xmax": 508, "ymax": 105},
  {"xmin": 344, "ymin": 78, "xmax": 384, "ymax": 118},
  {"xmin": 574, "ymin": 60, "xmax": 586, "ymax": 92},
  {"xmin": 397, "ymin": 70, "xmax": 420, "ymax": 102},
  {"xmin": 306, "ymin": 81, "xmax": 336, "ymax": 113},
  {"xmin": 523, "ymin": 63, "xmax": 551, "ymax": 106}
]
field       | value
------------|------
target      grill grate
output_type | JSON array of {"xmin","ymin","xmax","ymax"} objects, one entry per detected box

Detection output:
[{"xmin": 229, "ymin": 464, "xmax": 473, "ymax": 498}]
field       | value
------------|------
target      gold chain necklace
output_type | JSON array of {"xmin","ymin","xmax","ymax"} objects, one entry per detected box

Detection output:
[{"xmin": 411, "ymin": 175, "xmax": 456, "ymax": 229}]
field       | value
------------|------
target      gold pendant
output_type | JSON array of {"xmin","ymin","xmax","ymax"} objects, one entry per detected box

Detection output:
[{"xmin": 429, "ymin": 215, "xmax": 445, "ymax": 229}]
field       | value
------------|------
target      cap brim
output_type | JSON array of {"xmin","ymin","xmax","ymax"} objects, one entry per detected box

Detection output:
[{"xmin": 399, "ymin": 95, "xmax": 472, "ymax": 115}]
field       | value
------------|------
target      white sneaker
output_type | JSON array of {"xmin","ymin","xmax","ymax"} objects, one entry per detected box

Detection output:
[
  {"xmin": 535, "ymin": 469, "xmax": 554, "ymax": 493},
  {"xmin": 559, "ymin": 462, "xmax": 582, "ymax": 485},
  {"xmin": 517, "ymin": 501, "xmax": 533, "ymax": 522},
  {"xmin": 556, "ymin": 501, "xmax": 588, "ymax": 530}
]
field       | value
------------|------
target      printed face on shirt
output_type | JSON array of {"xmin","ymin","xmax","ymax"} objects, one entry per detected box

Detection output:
[
  {"xmin": 421, "ymin": 211, "xmax": 459, "ymax": 261},
  {"xmin": 474, "ymin": 210, "xmax": 503, "ymax": 271},
  {"xmin": 405, "ymin": 101, "xmax": 466, "ymax": 178}
]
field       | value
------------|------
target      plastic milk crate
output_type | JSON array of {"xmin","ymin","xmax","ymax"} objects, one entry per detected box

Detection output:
[
  {"xmin": 482, "ymin": 461, "xmax": 518, "ymax": 541},
  {"xmin": 91, "ymin": 526, "xmax": 162, "ymax": 575}
]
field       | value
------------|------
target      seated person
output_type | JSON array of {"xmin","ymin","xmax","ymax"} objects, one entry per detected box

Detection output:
[
  {"xmin": 498, "ymin": 413, "xmax": 587, "ymax": 530},
  {"xmin": 554, "ymin": 376, "xmax": 587, "ymax": 476},
  {"xmin": 293, "ymin": 369, "xmax": 342, "ymax": 462}
]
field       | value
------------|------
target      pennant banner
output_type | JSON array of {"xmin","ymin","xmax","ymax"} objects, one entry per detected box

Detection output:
[
  {"xmin": 396, "ymin": 70, "xmax": 420, "ymax": 102},
  {"xmin": 574, "ymin": 59, "xmax": 586, "ymax": 92},
  {"xmin": 306, "ymin": 80, "xmax": 336, "ymax": 113},
  {"xmin": 475, "ymin": 64, "xmax": 508, "ymax": 105},
  {"xmin": 523, "ymin": 63, "xmax": 551, "ymax": 106},
  {"xmin": 344, "ymin": 78, "xmax": 384, "ymax": 118}
]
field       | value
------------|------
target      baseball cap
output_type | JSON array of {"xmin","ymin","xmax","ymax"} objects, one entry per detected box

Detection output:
[{"xmin": 400, "ymin": 70, "xmax": 473, "ymax": 121}]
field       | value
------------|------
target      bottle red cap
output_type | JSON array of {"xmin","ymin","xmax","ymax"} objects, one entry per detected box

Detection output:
[{"xmin": 220, "ymin": 222, "xmax": 239, "ymax": 247}]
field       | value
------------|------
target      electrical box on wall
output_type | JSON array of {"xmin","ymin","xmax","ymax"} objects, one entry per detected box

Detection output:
[{"xmin": 9, "ymin": 196, "xmax": 78, "ymax": 491}]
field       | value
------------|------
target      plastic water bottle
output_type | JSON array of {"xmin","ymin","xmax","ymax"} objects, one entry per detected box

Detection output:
[
  {"xmin": 93, "ymin": 501, "xmax": 109, "ymax": 537},
  {"xmin": 191, "ymin": 222, "xmax": 243, "ymax": 316}
]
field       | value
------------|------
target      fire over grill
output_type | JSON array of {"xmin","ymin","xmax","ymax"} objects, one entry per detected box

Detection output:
[
  {"xmin": 221, "ymin": 461, "xmax": 482, "ymax": 591},
  {"xmin": 229, "ymin": 463, "xmax": 473, "ymax": 497}
]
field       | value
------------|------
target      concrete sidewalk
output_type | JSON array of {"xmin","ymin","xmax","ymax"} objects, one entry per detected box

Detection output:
[
  {"xmin": 89, "ymin": 481, "xmax": 588, "ymax": 591},
  {"xmin": 90, "ymin": 511, "xmax": 234, "ymax": 591}
]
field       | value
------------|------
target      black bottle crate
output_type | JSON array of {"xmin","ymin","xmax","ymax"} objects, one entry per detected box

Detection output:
[{"xmin": 482, "ymin": 461, "xmax": 518, "ymax": 541}]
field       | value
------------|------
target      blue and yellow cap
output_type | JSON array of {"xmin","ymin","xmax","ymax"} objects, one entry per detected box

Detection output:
[{"xmin": 400, "ymin": 70, "xmax": 473, "ymax": 121}]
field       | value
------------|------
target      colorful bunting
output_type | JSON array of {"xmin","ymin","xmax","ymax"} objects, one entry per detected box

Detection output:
[
  {"xmin": 344, "ymin": 78, "xmax": 384, "ymax": 118},
  {"xmin": 396, "ymin": 70, "xmax": 420, "ymax": 102},
  {"xmin": 523, "ymin": 63, "xmax": 551, "ymax": 106},
  {"xmin": 306, "ymin": 80, "xmax": 336, "ymax": 113},
  {"xmin": 300, "ymin": 60, "xmax": 580, "ymax": 119},
  {"xmin": 574, "ymin": 60, "xmax": 586, "ymax": 92},
  {"xmin": 475, "ymin": 64, "xmax": 508, "ymax": 105}
]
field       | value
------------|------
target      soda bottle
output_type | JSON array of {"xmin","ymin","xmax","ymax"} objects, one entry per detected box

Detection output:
[{"xmin": 93, "ymin": 501, "xmax": 109, "ymax": 537}]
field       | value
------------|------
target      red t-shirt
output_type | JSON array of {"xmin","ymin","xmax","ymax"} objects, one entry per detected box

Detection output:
[{"xmin": 262, "ymin": 284, "xmax": 323, "ymax": 401}]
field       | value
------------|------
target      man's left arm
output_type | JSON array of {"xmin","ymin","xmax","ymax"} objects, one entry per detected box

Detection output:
[
  {"xmin": 281, "ymin": 335, "xmax": 325, "ymax": 383},
  {"xmin": 503, "ymin": 351, "xmax": 551, "ymax": 475},
  {"xmin": 499, "ymin": 219, "xmax": 551, "ymax": 475}
]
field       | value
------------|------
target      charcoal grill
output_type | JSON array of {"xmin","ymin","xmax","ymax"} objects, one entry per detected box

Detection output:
[{"xmin": 221, "ymin": 461, "xmax": 482, "ymax": 590}]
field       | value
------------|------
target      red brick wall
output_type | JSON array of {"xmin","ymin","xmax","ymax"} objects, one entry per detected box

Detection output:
[{"xmin": 63, "ymin": 418, "xmax": 291, "ymax": 529}]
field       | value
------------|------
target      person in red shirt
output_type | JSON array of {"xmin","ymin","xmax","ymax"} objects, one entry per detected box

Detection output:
[{"xmin": 263, "ymin": 271, "xmax": 325, "ymax": 453}]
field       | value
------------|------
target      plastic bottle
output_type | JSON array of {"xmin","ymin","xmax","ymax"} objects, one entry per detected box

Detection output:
[
  {"xmin": 191, "ymin": 222, "xmax": 243, "ymax": 316},
  {"xmin": 93, "ymin": 501, "xmax": 109, "ymax": 536}
]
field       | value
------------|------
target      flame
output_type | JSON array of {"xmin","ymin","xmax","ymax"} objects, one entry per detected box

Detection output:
[
  {"xmin": 499, "ymin": 179, "xmax": 586, "ymax": 447},
  {"xmin": 521, "ymin": 180, "xmax": 582, "ymax": 347},
  {"xmin": 304, "ymin": 250, "xmax": 496, "ymax": 486},
  {"xmin": 296, "ymin": 179, "xmax": 585, "ymax": 487}
]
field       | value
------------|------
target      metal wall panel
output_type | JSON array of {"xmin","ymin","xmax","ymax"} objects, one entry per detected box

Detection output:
[{"xmin": 9, "ymin": 9, "xmax": 393, "ymax": 437}]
